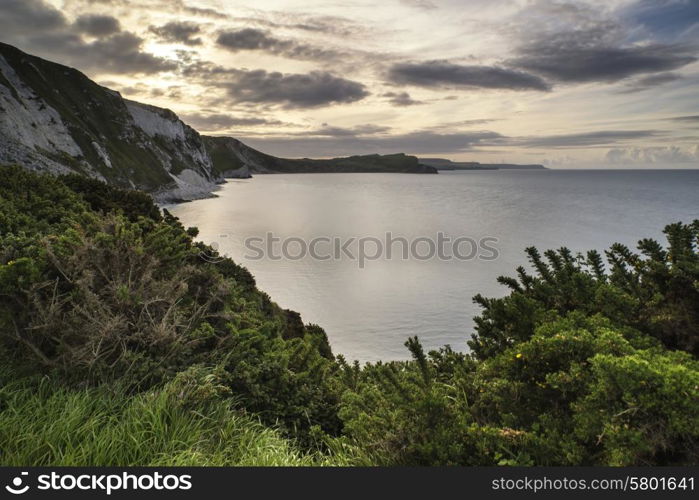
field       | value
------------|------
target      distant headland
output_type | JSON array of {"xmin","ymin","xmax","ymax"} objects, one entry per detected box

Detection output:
[{"xmin": 419, "ymin": 158, "xmax": 547, "ymax": 170}]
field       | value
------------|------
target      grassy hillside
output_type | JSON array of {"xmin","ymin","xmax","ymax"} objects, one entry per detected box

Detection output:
[
  {"xmin": 0, "ymin": 165, "xmax": 696, "ymax": 466},
  {"xmin": 204, "ymin": 136, "xmax": 438, "ymax": 175},
  {"xmin": 0, "ymin": 367, "xmax": 353, "ymax": 466}
]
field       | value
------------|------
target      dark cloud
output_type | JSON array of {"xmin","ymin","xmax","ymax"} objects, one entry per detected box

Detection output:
[
  {"xmin": 0, "ymin": 0, "xmax": 66, "ymax": 36},
  {"xmin": 511, "ymin": 30, "xmax": 697, "ymax": 83},
  {"xmin": 382, "ymin": 91, "xmax": 423, "ymax": 106},
  {"xmin": 79, "ymin": 0, "xmax": 229, "ymax": 18},
  {"xmin": 149, "ymin": 21, "xmax": 203, "ymax": 46},
  {"xmin": 216, "ymin": 28, "xmax": 343, "ymax": 62},
  {"xmin": 620, "ymin": 72, "xmax": 682, "ymax": 93},
  {"xmin": 24, "ymin": 31, "xmax": 178, "ymax": 74},
  {"xmin": 181, "ymin": 61, "xmax": 370, "ymax": 109},
  {"xmin": 515, "ymin": 130, "xmax": 661, "ymax": 149},
  {"xmin": 74, "ymin": 14, "xmax": 121, "ymax": 36},
  {"xmin": 388, "ymin": 61, "xmax": 550, "ymax": 91},
  {"xmin": 217, "ymin": 28, "xmax": 276, "ymax": 50},
  {"xmin": 221, "ymin": 69, "xmax": 369, "ymax": 108},
  {"xmin": 0, "ymin": 0, "xmax": 176, "ymax": 75},
  {"xmin": 668, "ymin": 115, "xmax": 699, "ymax": 123}
]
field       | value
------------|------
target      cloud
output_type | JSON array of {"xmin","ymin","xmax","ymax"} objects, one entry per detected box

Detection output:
[
  {"xmin": 239, "ymin": 128, "xmax": 676, "ymax": 158},
  {"xmin": 77, "ymin": 0, "xmax": 229, "ymax": 18},
  {"xmin": 0, "ymin": 0, "xmax": 176, "ymax": 75},
  {"xmin": 149, "ymin": 21, "xmax": 203, "ymax": 46},
  {"xmin": 0, "ymin": 0, "xmax": 66, "ymax": 36},
  {"xmin": 182, "ymin": 5, "xmax": 228, "ymax": 19},
  {"xmin": 180, "ymin": 61, "xmax": 370, "ymax": 108},
  {"xmin": 668, "ymin": 115, "xmax": 699, "ymax": 123},
  {"xmin": 230, "ymin": 13, "xmax": 375, "ymax": 39},
  {"xmin": 74, "ymin": 14, "xmax": 121, "ymax": 36},
  {"xmin": 55, "ymin": 31, "xmax": 178, "ymax": 74},
  {"xmin": 426, "ymin": 119, "xmax": 500, "ymax": 131},
  {"xmin": 511, "ymin": 25, "xmax": 697, "ymax": 83},
  {"xmin": 400, "ymin": 0, "xmax": 437, "ymax": 10},
  {"xmin": 515, "ymin": 130, "xmax": 662, "ymax": 149},
  {"xmin": 387, "ymin": 61, "xmax": 550, "ymax": 91},
  {"xmin": 216, "ymin": 28, "xmax": 343, "ymax": 62},
  {"xmin": 217, "ymin": 28, "xmax": 280, "ymax": 50},
  {"xmin": 180, "ymin": 113, "xmax": 286, "ymax": 131},
  {"xmin": 606, "ymin": 145, "xmax": 699, "ymax": 164},
  {"xmin": 104, "ymin": 81, "xmax": 182, "ymax": 99},
  {"xmin": 382, "ymin": 91, "xmax": 423, "ymax": 106},
  {"xmin": 302, "ymin": 124, "xmax": 391, "ymax": 137},
  {"xmin": 217, "ymin": 69, "xmax": 370, "ymax": 108},
  {"xmin": 620, "ymin": 72, "xmax": 682, "ymax": 93},
  {"xmin": 240, "ymin": 130, "xmax": 503, "ymax": 157}
]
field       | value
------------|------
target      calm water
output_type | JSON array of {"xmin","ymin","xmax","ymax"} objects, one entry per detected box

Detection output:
[{"xmin": 169, "ymin": 170, "xmax": 699, "ymax": 362}]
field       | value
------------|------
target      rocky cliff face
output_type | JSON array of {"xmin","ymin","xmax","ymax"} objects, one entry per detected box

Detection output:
[{"xmin": 0, "ymin": 42, "xmax": 221, "ymax": 202}]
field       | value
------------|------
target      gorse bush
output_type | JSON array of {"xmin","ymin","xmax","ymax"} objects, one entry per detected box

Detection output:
[
  {"xmin": 470, "ymin": 224, "xmax": 699, "ymax": 358},
  {"xmin": 0, "ymin": 165, "xmax": 697, "ymax": 466},
  {"xmin": 0, "ymin": 166, "xmax": 340, "ymax": 443}
]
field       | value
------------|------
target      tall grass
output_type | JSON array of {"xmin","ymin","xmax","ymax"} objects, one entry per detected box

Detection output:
[{"xmin": 0, "ymin": 369, "xmax": 352, "ymax": 466}]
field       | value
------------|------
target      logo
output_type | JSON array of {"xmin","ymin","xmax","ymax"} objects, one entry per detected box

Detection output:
[{"xmin": 5, "ymin": 472, "xmax": 29, "ymax": 495}]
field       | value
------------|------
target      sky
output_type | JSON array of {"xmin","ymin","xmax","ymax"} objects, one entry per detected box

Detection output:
[{"xmin": 1, "ymin": 0, "xmax": 699, "ymax": 167}]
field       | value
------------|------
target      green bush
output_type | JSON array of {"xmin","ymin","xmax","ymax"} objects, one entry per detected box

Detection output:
[{"xmin": 0, "ymin": 166, "xmax": 339, "ymax": 443}]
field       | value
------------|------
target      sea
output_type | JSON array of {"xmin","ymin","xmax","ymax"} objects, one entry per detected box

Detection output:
[{"xmin": 168, "ymin": 169, "xmax": 699, "ymax": 362}]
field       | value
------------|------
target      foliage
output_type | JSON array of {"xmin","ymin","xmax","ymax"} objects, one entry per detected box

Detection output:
[
  {"xmin": 470, "ymin": 222, "xmax": 699, "ymax": 358},
  {"xmin": 1, "ymin": 165, "xmax": 697, "ymax": 466},
  {"xmin": 0, "ymin": 166, "xmax": 338, "ymax": 443},
  {"xmin": 0, "ymin": 365, "xmax": 354, "ymax": 466}
]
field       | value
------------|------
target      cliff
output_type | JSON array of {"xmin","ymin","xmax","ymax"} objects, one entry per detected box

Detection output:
[
  {"xmin": 205, "ymin": 136, "xmax": 437, "ymax": 175},
  {"xmin": 0, "ymin": 42, "xmax": 221, "ymax": 202}
]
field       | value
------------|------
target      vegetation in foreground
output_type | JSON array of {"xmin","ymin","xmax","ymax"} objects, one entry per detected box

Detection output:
[
  {"xmin": 0, "ymin": 366, "xmax": 349, "ymax": 466},
  {"xmin": 0, "ymin": 165, "xmax": 697, "ymax": 466}
]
